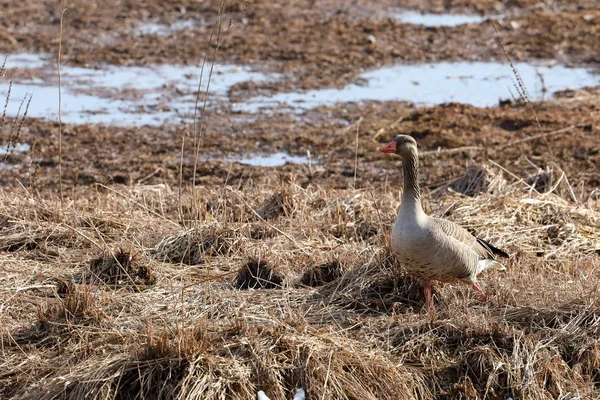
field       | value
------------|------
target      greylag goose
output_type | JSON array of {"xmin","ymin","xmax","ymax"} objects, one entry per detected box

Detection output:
[{"xmin": 379, "ymin": 135, "xmax": 508, "ymax": 310}]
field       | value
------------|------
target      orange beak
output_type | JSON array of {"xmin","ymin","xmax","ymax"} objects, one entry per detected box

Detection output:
[{"xmin": 379, "ymin": 141, "xmax": 397, "ymax": 154}]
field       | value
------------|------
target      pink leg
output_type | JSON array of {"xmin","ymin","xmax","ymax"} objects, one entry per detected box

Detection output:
[
  {"xmin": 472, "ymin": 282, "xmax": 489, "ymax": 301},
  {"xmin": 423, "ymin": 281, "xmax": 433, "ymax": 312}
]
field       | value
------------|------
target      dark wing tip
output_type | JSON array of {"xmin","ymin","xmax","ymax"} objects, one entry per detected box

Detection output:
[{"xmin": 477, "ymin": 238, "xmax": 509, "ymax": 259}]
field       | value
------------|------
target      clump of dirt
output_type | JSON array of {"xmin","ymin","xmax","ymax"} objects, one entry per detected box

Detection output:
[
  {"xmin": 152, "ymin": 227, "xmax": 234, "ymax": 265},
  {"xmin": 234, "ymin": 259, "xmax": 283, "ymax": 290},
  {"xmin": 87, "ymin": 248, "xmax": 156, "ymax": 287},
  {"xmin": 300, "ymin": 260, "xmax": 343, "ymax": 287}
]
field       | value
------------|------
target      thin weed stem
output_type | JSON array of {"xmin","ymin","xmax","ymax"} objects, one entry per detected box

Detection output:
[{"xmin": 57, "ymin": 2, "xmax": 68, "ymax": 208}]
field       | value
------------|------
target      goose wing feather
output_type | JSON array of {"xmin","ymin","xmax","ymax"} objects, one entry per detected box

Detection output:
[{"xmin": 431, "ymin": 217, "xmax": 495, "ymax": 259}]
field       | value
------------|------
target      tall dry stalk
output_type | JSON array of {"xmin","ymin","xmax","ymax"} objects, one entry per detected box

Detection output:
[
  {"xmin": 57, "ymin": 1, "xmax": 68, "ymax": 207},
  {"xmin": 353, "ymin": 117, "xmax": 362, "ymax": 189},
  {"xmin": 189, "ymin": 0, "xmax": 249, "ymax": 224}
]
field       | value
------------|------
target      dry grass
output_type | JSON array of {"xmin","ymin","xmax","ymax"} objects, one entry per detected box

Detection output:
[
  {"xmin": 0, "ymin": 166, "xmax": 599, "ymax": 399},
  {"xmin": 86, "ymin": 248, "xmax": 156, "ymax": 288},
  {"xmin": 299, "ymin": 260, "xmax": 344, "ymax": 287},
  {"xmin": 449, "ymin": 162, "xmax": 507, "ymax": 197}
]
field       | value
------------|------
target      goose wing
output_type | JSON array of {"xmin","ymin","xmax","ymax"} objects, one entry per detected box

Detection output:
[{"xmin": 431, "ymin": 218, "xmax": 508, "ymax": 259}]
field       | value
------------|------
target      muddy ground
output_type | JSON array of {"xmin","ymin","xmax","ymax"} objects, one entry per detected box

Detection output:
[
  {"xmin": 1, "ymin": 0, "xmax": 599, "ymax": 197},
  {"xmin": 1, "ymin": 97, "xmax": 599, "ymax": 200}
]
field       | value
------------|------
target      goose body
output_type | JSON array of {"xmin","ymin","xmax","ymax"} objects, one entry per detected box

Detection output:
[
  {"xmin": 380, "ymin": 135, "xmax": 508, "ymax": 309},
  {"xmin": 392, "ymin": 210, "xmax": 505, "ymax": 284}
]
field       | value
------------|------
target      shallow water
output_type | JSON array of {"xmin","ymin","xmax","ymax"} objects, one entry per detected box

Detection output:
[
  {"xmin": 2, "ymin": 54, "xmax": 48, "ymax": 70},
  {"xmin": 209, "ymin": 152, "xmax": 310, "ymax": 167},
  {"xmin": 235, "ymin": 61, "xmax": 600, "ymax": 113},
  {"xmin": 2, "ymin": 54, "xmax": 599, "ymax": 126},
  {"xmin": 136, "ymin": 19, "xmax": 200, "ymax": 36},
  {"xmin": 1, "ymin": 54, "xmax": 274, "ymax": 126},
  {"xmin": 390, "ymin": 9, "xmax": 503, "ymax": 27},
  {"xmin": 0, "ymin": 143, "xmax": 31, "ymax": 155}
]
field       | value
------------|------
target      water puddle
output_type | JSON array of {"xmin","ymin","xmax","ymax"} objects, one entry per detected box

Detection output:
[
  {"xmin": 0, "ymin": 143, "xmax": 31, "ymax": 155},
  {"xmin": 1, "ymin": 53, "xmax": 275, "ymax": 126},
  {"xmin": 235, "ymin": 61, "xmax": 600, "ymax": 112},
  {"xmin": 136, "ymin": 19, "xmax": 201, "ymax": 36},
  {"xmin": 2, "ymin": 54, "xmax": 48, "ymax": 70},
  {"xmin": 391, "ymin": 9, "xmax": 503, "ymax": 27},
  {"xmin": 210, "ymin": 152, "xmax": 310, "ymax": 167},
  {"xmin": 3, "ymin": 54, "xmax": 599, "ymax": 124}
]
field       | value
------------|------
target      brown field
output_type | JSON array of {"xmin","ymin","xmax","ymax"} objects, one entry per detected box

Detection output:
[{"xmin": 1, "ymin": 0, "xmax": 599, "ymax": 399}]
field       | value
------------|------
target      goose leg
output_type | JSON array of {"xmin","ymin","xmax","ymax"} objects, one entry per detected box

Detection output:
[
  {"xmin": 423, "ymin": 281, "xmax": 433, "ymax": 312},
  {"xmin": 472, "ymin": 282, "xmax": 489, "ymax": 301}
]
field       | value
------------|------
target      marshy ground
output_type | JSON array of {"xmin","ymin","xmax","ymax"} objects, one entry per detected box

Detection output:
[{"xmin": 1, "ymin": 0, "xmax": 599, "ymax": 399}]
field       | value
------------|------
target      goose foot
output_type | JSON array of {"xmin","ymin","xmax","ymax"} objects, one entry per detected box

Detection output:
[{"xmin": 472, "ymin": 282, "xmax": 490, "ymax": 301}]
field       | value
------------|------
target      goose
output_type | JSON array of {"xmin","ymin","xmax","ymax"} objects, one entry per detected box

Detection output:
[{"xmin": 379, "ymin": 135, "xmax": 508, "ymax": 311}]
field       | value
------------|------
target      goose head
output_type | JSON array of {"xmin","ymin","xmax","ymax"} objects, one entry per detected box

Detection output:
[{"xmin": 379, "ymin": 135, "xmax": 417, "ymax": 158}]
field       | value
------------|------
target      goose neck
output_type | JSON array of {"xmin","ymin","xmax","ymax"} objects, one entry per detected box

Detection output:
[{"xmin": 401, "ymin": 153, "xmax": 422, "ymax": 210}]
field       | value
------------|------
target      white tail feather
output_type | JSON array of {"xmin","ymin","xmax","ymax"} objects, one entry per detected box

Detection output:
[{"xmin": 477, "ymin": 259, "xmax": 506, "ymax": 275}]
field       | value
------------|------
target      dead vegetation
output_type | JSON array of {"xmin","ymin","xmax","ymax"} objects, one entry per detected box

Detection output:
[
  {"xmin": 449, "ymin": 162, "xmax": 507, "ymax": 197},
  {"xmin": 0, "ymin": 163, "xmax": 598, "ymax": 399},
  {"xmin": 151, "ymin": 226, "xmax": 236, "ymax": 265},
  {"xmin": 86, "ymin": 248, "xmax": 156, "ymax": 288},
  {"xmin": 235, "ymin": 259, "xmax": 284, "ymax": 289},
  {"xmin": 299, "ymin": 260, "xmax": 343, "ymax": 287}
]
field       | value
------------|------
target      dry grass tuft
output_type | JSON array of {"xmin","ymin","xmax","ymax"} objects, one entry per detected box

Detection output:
[
  {"xmin": 450, "ymin": 162, "xmax": 507, "ymax": 197},
  {"xmin": 151, "ymin": 226, "xmax": 236, "ymax": 265},
  {"xmin": 299, "ymin": 260, "xmax": 343, "ymax": 287},
  {"xmin": 257, "ymin": 188, "xmax": 294, "ymax": 220},
  {"xmin": 55, "ymin": 277, "xmax": 76, "ymax": 297},
  {"xmin": 25, "ymin": 320, "xmax": 430, "ymax": 400},
  {"xmin": 235, "ymin": 259, "xmax": 284, "ymax": 289},
  {"xmin": 383, "ymin": 314, "xmax": 599, "ymax": 399},
  {"xmin": 319, "ymin": 250, "xmax": 426, "ymax": 312},
  {"xmin": 0, "ymin": 221, "xmax": 75, "ymax": 252},
  {"xmin": 87, "ymin": 248, "xmax": 156, "ymax": 288},
  {"xmin": 204, "ymin": 190, "xmax": 251, "ymax": 223},
  {"xmin": 40, "ymin": 284, "xmax": 106, "ymax": 327},
  {"xmin": 5, "ymin": 284, "xmax": 107, "ymax": 353},
  {"xmin": 247, "ymin": 222, "xmax": 280, "ymax": 240},
  {"xmin": 526, "ymin": 166, "xmax": 555, "ymax": 193}
]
